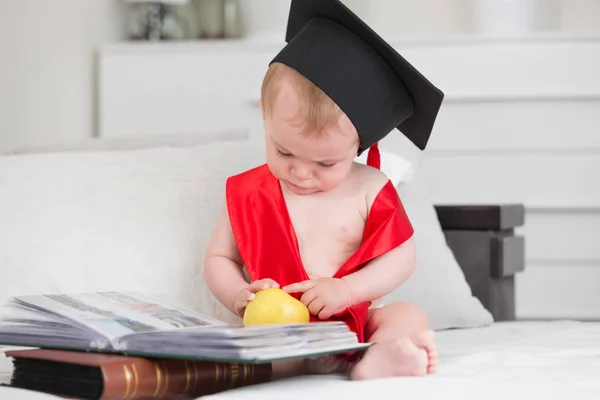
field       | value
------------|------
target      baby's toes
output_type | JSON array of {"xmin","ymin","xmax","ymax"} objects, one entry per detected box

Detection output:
[
  {"xmin": 412, "ymin": 330, "xmax": 436, "ymax": 352},
  {"xmin": 427, "ymin": 350, "xmax": 438, "ymax": 374},
  {"xmin": 411, "ymin": 330, "xmax": 438, "ymax": 375},
  {"xmin": 427, "ymin": 358, "xmax": 438, "ymax": 374}
]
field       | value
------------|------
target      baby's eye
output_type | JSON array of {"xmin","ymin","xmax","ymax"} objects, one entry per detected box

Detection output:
[
  {"xmin": 277, "ymin": 149, "xmax": 292, "ymax": 157},
  {"xmin": 319, "ymin": 162, "xmax": 335, "ymax": 168}
]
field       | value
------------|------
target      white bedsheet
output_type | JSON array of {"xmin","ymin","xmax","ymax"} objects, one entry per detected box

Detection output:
[
  {"xmin": 208, "ymin": 320, "xmax": 600, "ymax": 400},
  {"xmin": 1, "ymin": 321, "xmax": 599, "ymax": 399}
]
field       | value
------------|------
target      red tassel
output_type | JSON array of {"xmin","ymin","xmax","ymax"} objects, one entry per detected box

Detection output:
[{"xmin": 366, "ymin": 142, "xmax": 381, "ymax": 170}]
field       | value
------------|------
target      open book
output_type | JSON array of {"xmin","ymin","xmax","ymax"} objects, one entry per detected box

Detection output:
[{"xmin": 0, "ymin": 292, "xmax": 369, "ymax": 363}]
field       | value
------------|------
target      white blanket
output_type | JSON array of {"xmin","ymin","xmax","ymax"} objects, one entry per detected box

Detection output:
[
  {"xmin": 2, "ymin": 321, "xmax": 599, "ymax": 399},
  {"xmin": 208, "ymin": 320, "xmax": 600, "ymax": 400}
]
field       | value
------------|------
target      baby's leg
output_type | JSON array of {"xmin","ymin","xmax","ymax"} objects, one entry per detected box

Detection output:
[
  {"xmin": 271, "ymin": 359, "xmax": 308, "ymax": 380},
  {"xmin": 351, "ymin": 302, "xmax": 437, "ymax": 380},
  {"xmin": 271, "ymin": 357, "xmax": 351, "ymax": 380},
  {"xmin": 270, "ymin": 302, "xmax": 436, "ymax": 381}
]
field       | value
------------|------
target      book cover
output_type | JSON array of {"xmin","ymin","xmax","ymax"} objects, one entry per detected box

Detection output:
[{"xmin": 5, "ymin": 348, "xmax": 272, "ymax": 400}]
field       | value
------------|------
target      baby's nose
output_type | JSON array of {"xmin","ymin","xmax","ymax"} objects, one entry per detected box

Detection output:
[{"xmin": 291, "ymin": 165, "xmax": 313, "ymax": 180}]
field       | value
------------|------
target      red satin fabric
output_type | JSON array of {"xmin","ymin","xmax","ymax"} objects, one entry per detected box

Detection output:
[
  {"xmin": 225, "ymin": 164, "xmax": 414, "ymax": 342},
  {"xmin": 366, "ymin": 143, "xmax": 381, "ymax": 170}
]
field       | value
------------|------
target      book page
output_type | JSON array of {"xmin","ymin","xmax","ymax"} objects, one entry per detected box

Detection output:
[
  {"xmin": 12, "ymin": 292, "xmax": 225, "ymax": 346},
  {"xmin": 2, "ymin": 292, "xmax": 368, "ymax": 361}
]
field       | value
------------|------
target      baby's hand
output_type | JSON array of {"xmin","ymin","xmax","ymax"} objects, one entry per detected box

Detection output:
[
  {"xmin": 282, "ymin": 278, "xmax": 352, "ymax": 320},
  {"xmin": 234, "ymin": 278, "xmax": 279, "ymax": 317}
]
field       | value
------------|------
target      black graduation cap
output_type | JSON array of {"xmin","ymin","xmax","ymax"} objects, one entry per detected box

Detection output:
[{"xmin": 270, "ymin": 0, "xmax": 444, "ymax": 166}]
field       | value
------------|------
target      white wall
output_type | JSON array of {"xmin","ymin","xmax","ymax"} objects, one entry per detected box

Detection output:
[
  {"xmin": 0, "ymin": 0, "xmax": 125, "ymax": 149},
  {"xmin": 1, "ymin": 0, "xmax": 600, "ymax": 150},
  {"xmin": 97, "ymin": 35, "xmax": 600, "ymax": 321},
  {"xmin": 353, "ymin": 0, "xmax": 600, "ymax": 35},
  {"xmin": 242, "ymin": 0, "xmax": 600, "ymax": 38}
]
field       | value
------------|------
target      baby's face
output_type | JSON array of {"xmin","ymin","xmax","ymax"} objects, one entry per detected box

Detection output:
[{"xmin": 262, "ymin": 88, "xmax": 359, "ymax": 195}]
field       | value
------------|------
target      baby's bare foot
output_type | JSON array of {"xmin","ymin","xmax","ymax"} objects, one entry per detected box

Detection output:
[
  {"xmin": 413, "ymin": 330, "xmax": 437, "ymax": 374},
  {"xmin": 350, "ymin": 330, "xmax": 436, "ymax": 380}
]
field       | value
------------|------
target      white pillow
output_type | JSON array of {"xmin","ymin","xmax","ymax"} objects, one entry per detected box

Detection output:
[
  {"xmin": 382, "ymin": 167, "xmax": 494, "ymax": 330},
  {"xmin": 0, "ymin": 142, "xmax": 260, "ymax": 375},
  {"xmin": 354, "ymin": 149, "xmax": 414, "ymax": 186},
  {"xmin": 377, "ymin": 135, "xmax": 493, "ymax": 330},
  {"xmin": 0, "ymin": 142, "xmax": 265, "ymax": 325},
  {"xmin": 0, "ymin": 137, "xmax": 492, "ymax": 335}
]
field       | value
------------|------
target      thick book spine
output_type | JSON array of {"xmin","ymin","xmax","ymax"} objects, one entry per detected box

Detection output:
[
  {"xmin": 7, "ymin": 352, "xmax": 273, "ymax": 400},
  {"xmin": 100, "ymin": 358, "xmax": 272, "ymax": 400}
]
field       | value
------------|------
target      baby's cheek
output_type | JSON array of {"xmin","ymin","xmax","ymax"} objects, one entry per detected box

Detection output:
[
  {"xmin": 266, "ymin": 156, "xmax": 284, "ymax": 177},
  {"xmin": 321, "ymin": 170, "xmax": 347, "ymax": 190}
]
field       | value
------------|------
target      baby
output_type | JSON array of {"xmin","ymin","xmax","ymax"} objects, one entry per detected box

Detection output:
[{"xmin": 203, "ymin": 0, "xmax": 444, "ymax": 381}]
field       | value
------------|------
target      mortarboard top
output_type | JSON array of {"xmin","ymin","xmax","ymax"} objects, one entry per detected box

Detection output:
[{"xmin": 270, "ymin": 0, "xmax": 445, "ymax": 168}]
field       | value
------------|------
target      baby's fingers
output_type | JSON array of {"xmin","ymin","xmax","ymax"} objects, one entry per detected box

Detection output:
[
  {"xmin": 257, "ymin": 278, "xmax": 280, "ymax": 289},
  {"xmin": 283, "ymin": 280, "xmax": 315, "ymax": 294},
  {"xmin": 317, "ymin": 306, "xmax": 334, "ymax": 320},
  {"xmin": 248, "ymin": 279, "xmax": 279, "ymax": 292},
  {"xmin": 240, "ymin": 289, "xmax": 256, "ymax": 302},
  {"xmin": 234, "ymin": 290, "xmax": 254, "ymax": 316}
]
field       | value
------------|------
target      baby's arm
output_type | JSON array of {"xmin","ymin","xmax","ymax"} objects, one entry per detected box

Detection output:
[
  {"xmin": 342, "ymin": 171, "xmax": 417, "ymax": 304},
  {"xmin": 204, "ymin": 200, "xmax": 279, "ymax": 317},
  {"xmin": 203, "ymin": 200, "xmax": 249, "ymax": 315},
  {"xmin": 342, "ymin": 237, "xmax": 416, "ymax": 305},
  {"xmin": 338, "ymin": 167, "xmax": 416, "ymax": 304}
]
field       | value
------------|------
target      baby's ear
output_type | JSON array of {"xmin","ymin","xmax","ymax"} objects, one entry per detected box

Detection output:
[
  {"xmin": 338, "ymin": 112, "xmax": 358, "ymax": 137},
  {"xmin": 258, "ymin": 98, "xmax": 266, "ymax": 121}
]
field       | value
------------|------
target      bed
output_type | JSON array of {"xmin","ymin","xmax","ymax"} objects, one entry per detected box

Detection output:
[
  {"xmin": 3, "ymin": 321, "xmax": 598, "ymax": 400},
  {"xmin": 1, "ymin": 196, "xmax": 597, "ymax": 399},
  {"xmin": 203, "ymin": 320, "xmax": 600, "ymax": 400}
]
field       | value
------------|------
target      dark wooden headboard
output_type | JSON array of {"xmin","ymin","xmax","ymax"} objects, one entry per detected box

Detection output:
[{"xmin": 434, "ymin": 204, "xmax": 526, "ymax": 321}]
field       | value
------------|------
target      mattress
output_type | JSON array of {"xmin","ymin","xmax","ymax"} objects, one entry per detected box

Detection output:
[{"xmin": 1, "ymin": 321, "xmax": 598, "ymax": 399}]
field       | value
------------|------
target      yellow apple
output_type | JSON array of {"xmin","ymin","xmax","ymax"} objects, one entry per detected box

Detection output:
[{"xmin": 243, "ymin": 288, "xmax": 310, "ymax": 326}]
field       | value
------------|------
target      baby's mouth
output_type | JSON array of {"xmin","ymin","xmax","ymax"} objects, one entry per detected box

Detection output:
[{"xmin": 286, "ymin": 181, "xmax": 313, "ymax": 192}]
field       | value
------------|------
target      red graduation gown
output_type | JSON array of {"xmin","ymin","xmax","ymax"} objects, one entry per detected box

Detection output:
[{"xmin": 225, "ymin": 164, "xmax": 414, "ymax": 343}]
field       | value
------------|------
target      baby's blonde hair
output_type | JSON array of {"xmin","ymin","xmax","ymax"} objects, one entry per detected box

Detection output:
[{"xmin": 260, "ymin": 62, "xmax": 345, "ymax": 138}]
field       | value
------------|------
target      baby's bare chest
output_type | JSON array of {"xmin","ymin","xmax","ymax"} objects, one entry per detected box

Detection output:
[{"xmin": 284, "ymin": 195, "xmax": 367, "ymax": 278}]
